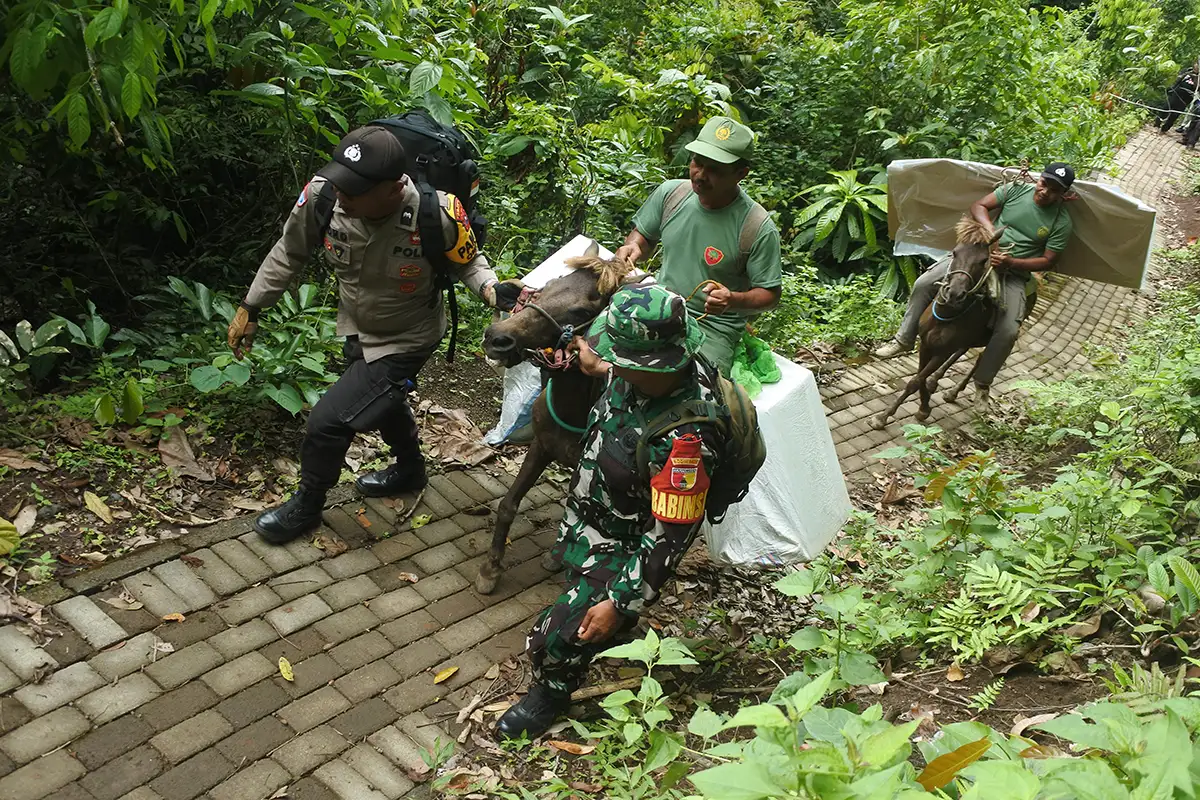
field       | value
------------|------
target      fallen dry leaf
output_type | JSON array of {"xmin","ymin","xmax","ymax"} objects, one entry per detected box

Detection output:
[
  {"xmin": 153, "ymin": 641, "xmax": 175, "ymax": 654},
  {"xmin": 181, "ymin": 554, "xmax": 204, "ymax": 568},
  {"xmin": 1010, "ymin": 712, "xmax": 1059, "ymax": 738},
  {"xmin": 547, "ymin": 740, "xmax": 595, "ymax": 755},
  {"xmin": 946, "ymin": 662, "xmax": 965, "ymax": 682},
  {"xmin": 83, "ymin": 491, "xmax": 114, "ymax": 524},
  {"xmin": 481, "ymin": 701, "xmax": 512, "ymax": 714},
  {"xmin": 161, "ymin": 613, "xmax": 186, "ymax": 623},
  {"xmin": 1020, "ymin": 602, "xmax": 1041, "ymax": 622},
  {"xmin": 398, "ymin": 572, "xmax": 420, "ymax": 584},
  {"xmin": 14, "ymin": 506, "xmax": 37, "ymax": 537},
  {"xmin": 231, "ymin": 498, "xmax": 269, "ymax": 512},
  {"xmin": 569, "ymin": 782, "xmax": 604, "ymax": 794},
  {"xmin": 356, "ymin": 512, "xmax": 372, "ymax": 528},
  {"xmin": 0, "ymin": 449, "xmax": 51, "ymax": 472},
  {"xmin": 411, "ymin": 514, "xmax": 431, "ymax": 530},
  {"xmin": 866, "ymin": 681, "xmax": 888, "ymax": 695},
  {"xmin": 312, "ymin": 534, "xmax": 349, "ymax": 557},
  {"xmin": 78, "ymin": 552, "xmax": 108, "ymax": 564},
  {"xmin": 158, "ymin": 430, "xmax": 215, "ymax": 482},
  {"xmin": 1062, "ymin": 613, "xmax": 1102, "ymax": 638},
  {"xmin": 269, "ymin": 787, "xmax": 289, "ymax": 799},
  {"xmin": 433, "ymin": 666, "xmax": 459, "ymax": 684},
  {"xmin": 103, "ymin": 590, "xmax": 144, "ymax": 611},
  {"xmin": 1019, "ymin": 744, "xmax": 1067, "ymax": 759},
  {"xmin": 279, "ymin": 656, "xmax": 295, "ymax": 682},
  {"xmin": 485, "ymin": 664, "xmax": 500, "ymax": 680}
]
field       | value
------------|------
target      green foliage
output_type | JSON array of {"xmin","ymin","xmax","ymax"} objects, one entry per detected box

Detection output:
[{"xmin": 794, "ymin": 169, "xmax": 888, "ymax": 265}]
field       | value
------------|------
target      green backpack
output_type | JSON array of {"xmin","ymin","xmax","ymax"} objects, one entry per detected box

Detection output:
[{"xmin": 634, "ymin": 356, "xmax": 767, "ymax": 524}]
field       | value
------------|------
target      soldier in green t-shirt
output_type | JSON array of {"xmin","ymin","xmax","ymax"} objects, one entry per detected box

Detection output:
[
  {"xmin": 874, "ymin": 162, "xmax": 1077, "ymax": 410},
  {"xmin": 613, "ymin": 117, "xmax": 783, "ymax": 376}
]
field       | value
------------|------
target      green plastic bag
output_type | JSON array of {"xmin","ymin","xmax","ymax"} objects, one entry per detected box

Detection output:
[{"xmin": 731, "ymin": 333, "xmax": 780, "ymax": 399}]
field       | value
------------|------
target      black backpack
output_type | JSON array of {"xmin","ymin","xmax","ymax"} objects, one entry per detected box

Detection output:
[{"xmin": 312, "ymin": 110, "xmax": 488, "ymax": 361}]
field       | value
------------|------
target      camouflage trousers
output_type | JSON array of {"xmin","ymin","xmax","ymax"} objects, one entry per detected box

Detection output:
[{"xmin": 526, "ymin": 569, "xmax": 640, "ymax": 694}]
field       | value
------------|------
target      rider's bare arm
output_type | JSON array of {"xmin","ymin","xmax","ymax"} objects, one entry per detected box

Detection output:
[
  {"xmin": 613, "ymin": 229, "xmax": 653, "ymax": 264},
  {"xmin": 993, "ymin": 248, "xmax": 1060, "ymax": 273},
  {"xmin": 971, "ymin": 192, "xmax": 1001, "ymax": 233},
  {"xmin": 727, "ymin": 286, "xmax": 782, "ymax": 312}
]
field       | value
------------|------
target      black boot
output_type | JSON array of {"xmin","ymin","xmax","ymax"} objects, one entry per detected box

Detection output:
[
  {"xmin": 355, "ymin": 461, "xmax": 427, "ymax": 498},
  {"xmin": 495, "ymin": 684, "xmax": 570, "ymax": 740},
  {"xmin": 254, "ymin": 488, "xmax": 326, "ymax": 544}
]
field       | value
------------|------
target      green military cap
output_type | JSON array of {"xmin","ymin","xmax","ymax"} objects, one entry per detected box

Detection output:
[
  {"xmin": 587, "ymin": 284, "xmax": 705, "ymax": 373},
  {"xmin": 684, "ymin": 116, "xmax": 755, "ymax": 164}
]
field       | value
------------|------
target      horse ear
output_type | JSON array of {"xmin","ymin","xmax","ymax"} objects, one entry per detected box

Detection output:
[
  {"xmin": 989, "ymin": 225, "xmax": 1008, "ymax": 245},
  {"xmin": 584, "ymin": 239, "xmax": 599, "ymax": 257}
]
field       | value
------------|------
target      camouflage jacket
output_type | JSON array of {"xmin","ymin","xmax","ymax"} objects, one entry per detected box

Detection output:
[{"xmin": 558, "ymin": 363, "xmax": 721, "ymax": 616}]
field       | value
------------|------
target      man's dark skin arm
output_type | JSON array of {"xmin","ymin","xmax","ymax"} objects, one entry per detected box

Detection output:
[
  {"xmin": 970, "ymin": 192, "xmax": 1062, "ymax": 273},
  {"xmin": 614, "ymin": 229, "xmax": 782, "ymax": 314}
]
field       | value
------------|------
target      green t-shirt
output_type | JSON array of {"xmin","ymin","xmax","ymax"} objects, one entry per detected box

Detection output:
[
  {"xmin": 632, "ymin": 179, "xmax": 782, "ymax": 372},
  {"xmin": 993, "ymin": 183, "xmax": 1073, "ymax": 260}
]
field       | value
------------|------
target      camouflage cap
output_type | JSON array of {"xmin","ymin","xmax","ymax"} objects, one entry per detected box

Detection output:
[{"xmin": 587, "ymin": 285, "xmax": 705, "ymax": 373}]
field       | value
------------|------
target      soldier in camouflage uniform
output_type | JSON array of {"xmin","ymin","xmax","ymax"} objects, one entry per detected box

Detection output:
[{"xmin": 496, "ymin": 285, "xmax": 721, "ymax": 739}]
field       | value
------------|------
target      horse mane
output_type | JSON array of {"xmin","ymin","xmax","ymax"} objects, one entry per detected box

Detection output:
[
  {"xmin": 563, "ymin": 255, "xmax": 637, "ymax": 296},
  {"xmin": 955, "ymin": 216, "xmax": 992, "ymax": 246}
]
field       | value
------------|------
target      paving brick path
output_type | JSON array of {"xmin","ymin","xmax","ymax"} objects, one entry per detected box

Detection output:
[
  {"xmin": 825, "ymin": 127, "xmax": 1185, "ymax": 482},
  {"xmin": 0, "ymin": 128, "xmax": 1185, "ymax": 800}
]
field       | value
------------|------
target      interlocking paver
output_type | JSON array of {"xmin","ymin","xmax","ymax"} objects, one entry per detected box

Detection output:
[
  {"xmin": 378, "ymin": 610, "xmax": 440, "ymax": 648},
  {"xmin": 150, "ymin": 710, "xmax": 234, "ymax": 764},
  {"xmin": 210, "ymin": 540, "xmax": 274, "ymax": 583},
  {"xmin": 0, "ymin": 750, "xmax": 86, "ymax": 800},
  {"xmin": 209, "ymin": 619, "xmax": 278, "ymax": 659},
  {"xmin": 314, "ymin": 759, "xmax": 390, "ymax": 799},
  {"xmin": 368, "ymin": 587, "xmax": 427, "ymax": 621},
  {"xmin": 216, "ymin": 679, "xmax": 291, "ymax": 729},
  {"xmin": 240, "ymin": 532, "xmax": 303, "ymax": 574},
  {"xmin": 81, "ymin": 745, "xmax": 166, "ymax": 800},
  {"xmin": 53, "ymin": 596, "xmax": 127, "ymax": 649},
  {"xmin": 319, "ymin": 574, "xmax": 382, "ymax": 610},
  {"xmin": 214, "ymin": 585, "xmax": 284, "ymax": 626},
  {"xmin": 411, "ymin": 571, "xmax": 468, "ymax": 603},
  {"xmin": 277, "ymin": 686, "xmax": 351, "ymax": 733},
  {"xmin": 0, "ymin": 625, "xmax": 59, "ymax": 680},
  {"xmin": 73, "ymin": 714, "xmax": 156, "ymax": 770},
  {"xmin": 312, "ymin": 605, "xmax": 381, "ymax": 645},
  {"xmin": 342, "ymin": 743, "xmax": 415, "ymax": 799},
  {"xmin": 385, "ymin": 639, "xmax": 449, "ymax": 680},
  {"xmin": 201, "ymin": 652, "xmax": 275, "ymax": 697},
  {"xmin": 271, "ymin": 564, "xmax": 335, "ymax": 602},
  {"xmin": 324, "ymin": 549, "xmax": 382, "ymax": 580},
  {"xmin": 121, "ymin": 572, "xmax": 189, "ymax": 618},
  {"xmin": 144, "ymin": 641, "xmax": 223, "ymax": 690},
  {"xmin": 273, "ymin": 725, "xmax": 350, "ymax": 778},
  {"xmin": 0, "ymin": 662, "xmax": 18, "ymax": 695},
  {"xmin": 135, "ymin": 681, "xmax": 220, "ymax": 732},
  {"xmin": 151, "ymin": 560, "xmax": 218, "ymax": 611},
  {"xmin": 334, "ymin": 661, "xmax": 402, "ymax": 703},
  {"xmin": 265, "ymin": 594, "xmax": 334, "ymax": 636},
  {"xmin": 366, "ymin": 726, "xmax": 429, "ymax": 775},
  {"xmin": 0, "ymin": 706, "xmax": 91, "ymax": 763},
  {"xmin": 88, "ymin": 632, "xmax": 160, "ymax": 681},
  {"xmin": 208, "ymin": 758, "xmax": 290, "ymax": 800},
  {"xmin": 215, "ymin": 716, "xmax": 293, "ymax": 764},
  {"xmin": 14, "ymin": 662, "xmax": 106, "ymax": 715},
  {"xmin": 183, "ymin": 548, "xmax": 248, "ymax": 596},
  {"xmin": 77, "ymin": 673, "xmax": 163, "ymax": 725},
  {"xmin": 149, "ymin": 748, "xmax": 234, "ymax": 800}
]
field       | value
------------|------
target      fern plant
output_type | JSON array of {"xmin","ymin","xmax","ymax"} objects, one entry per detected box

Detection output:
[{"xmin": 968, "ymin": 679, "xmax": 1005, "ymax": 712}]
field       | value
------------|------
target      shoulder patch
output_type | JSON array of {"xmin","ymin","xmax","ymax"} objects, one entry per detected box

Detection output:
[
  {"xmin": 650, "ymin": 434, "xmax": 710, "ymax": 524},
  {"xmin": 441, "ymin": 193, "xmax": 479, "ymax": 265},
  {"xmin": 296, "ymin": 182, "xmax": 310, "ymax": 207}
]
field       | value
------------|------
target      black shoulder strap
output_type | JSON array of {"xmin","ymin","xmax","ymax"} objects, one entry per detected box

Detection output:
[
  {"xmin": 414, "ymin": 179, "xmax": 459, "ymax": 363},
  {"xmin": 314, "ymin": 181, "xmax": 338, "ymax": 239}
]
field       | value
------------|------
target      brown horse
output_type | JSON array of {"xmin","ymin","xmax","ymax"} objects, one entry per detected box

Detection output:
[
  {"xmin": 474, "ymin": 247, "xmax": 637, "ymax": 594},
  {"xmin": 870, "ymin": 218, "xmax": 1005, "ymax": 429}
]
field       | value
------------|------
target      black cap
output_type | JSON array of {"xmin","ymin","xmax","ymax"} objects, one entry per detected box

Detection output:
[
  {"xmin": 1041, "ymin": 162, "xmax": 1075, "ymax": 190},
  {"xmin": 316, "ymin": 126, "xmax": 408, "ymax": 196}
]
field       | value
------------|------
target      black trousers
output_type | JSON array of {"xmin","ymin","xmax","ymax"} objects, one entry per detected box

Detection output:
[
  {"xmin": 300, "ymin": 337, "xmax": 430, "ymax": 492},
  {"xmin": 1160, "ymin": 88, "xmax": 1192, "ymax": 132}
]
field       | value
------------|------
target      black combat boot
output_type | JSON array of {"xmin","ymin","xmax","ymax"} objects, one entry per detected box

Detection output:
[
  {"xmin": 355, "ymin": 460, "xmax": 427, "ymax": 498},
  {"xmin": 495, "ymin": 684, "xmax": 570, "ymax": 740},
  {"xmin": 254, "ymin": 488, "xmax": 326, "ymax": 544}
]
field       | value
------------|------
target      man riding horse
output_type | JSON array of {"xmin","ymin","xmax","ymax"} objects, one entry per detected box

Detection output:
[{"xmin": 874, "ymin": 162, "xmax": 1076, "ymax": 411}]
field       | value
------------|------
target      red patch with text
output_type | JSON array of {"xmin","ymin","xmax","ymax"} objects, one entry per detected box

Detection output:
[
  {"xmin": 704, "ymin": 246, "xmax": 724, "ymax": 266},
  {"xmin": 650, "ymin": 434, "xmax": 709, "ymax": 524},
  {"xmin": 399, "ymin": 265, "xmax": 421, "ymax": 278},
  {"xmin": 410, "ymin": 231, "xmax": 421, "ymax": 245},
  {"xmin": 399, "ymin": 281, "xmax": 419, "ymax": 294}
]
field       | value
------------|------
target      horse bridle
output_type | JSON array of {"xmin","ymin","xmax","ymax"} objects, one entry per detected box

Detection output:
[
  {"xmin": 509, "ymin": 286, "xmax": 601, "ymax": 371},
  {"xmin": 931, "ymin": 260, "xmax": 996, "ymax": 323}
]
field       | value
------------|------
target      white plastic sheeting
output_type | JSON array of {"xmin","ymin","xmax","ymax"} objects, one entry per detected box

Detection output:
[
  {"xmin": 485, "ymin": 235, "xmax": 851, "ymax": 567},
  {"xmin": 703, "ymin": 355, "xmax": 850, "ymax": 567},
  {"xmin": 887, "ymin": 158, "xmax": 1156, "ymax": 290}
]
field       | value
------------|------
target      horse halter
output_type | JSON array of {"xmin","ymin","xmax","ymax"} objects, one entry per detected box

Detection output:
[{"xmin": 508, "ymin": 286, "xmax": 600, "ymax": 371}]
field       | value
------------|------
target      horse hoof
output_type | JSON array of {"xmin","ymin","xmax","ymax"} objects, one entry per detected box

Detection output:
[
  {"xmin": 943, "ymin": 391, "xmax": 960, "ymax": 404},
  {"xmin": 869, "ymin": 413, "xmax": 888, "ymax": 430},
  {"xmin": 475, "ymin": 563, "xmax": 500, "ymax": 595},
  {"xmin": 915, "ymin": 409, "xmax": 930, "ymax": 421},
  {"xmin": 541, "ymin": 549, "xmax": 564, "ymax": 573}
]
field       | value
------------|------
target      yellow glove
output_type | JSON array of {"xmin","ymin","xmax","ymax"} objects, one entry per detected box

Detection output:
[{"xmin": 227, "ymin": 303, "xmax": 259, "ymax": 360}]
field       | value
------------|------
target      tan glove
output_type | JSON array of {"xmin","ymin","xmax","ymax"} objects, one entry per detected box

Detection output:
[
  {"xmin": 483, "ymin": 279, "xmax": 525, "ymax": 311},
  {"xmin": 227, "ymin": 303, "xmax": 259, "ymax": 360}
]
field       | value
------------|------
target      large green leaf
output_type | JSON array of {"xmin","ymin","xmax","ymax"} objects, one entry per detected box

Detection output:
[
  {"xmin": 644, "ymin": 730, "xmax": 681, "ymax": 772},
  {"xmin": 67, "ymin": 93, "xmax": 91, "ymax": 148},
  {"xmin": 795, "ymin": 196, "xmax": 835, "ymax": 226},
  {"xmin": 0, "ymin": 518, "xmax": 18, "ymax": 557},
  {"xmin": 687, "ymin": 706, "xmax": 724, "ymax": 739},
  {"xmin": 423, "ymin": 91, "xmax": 454, "ymax": 125},
  {"xmin": 689, "ymin": 761, "xmax": 788, "ymax": 800},
  {"xmin": 120, "ymin": 377, "xmax": 143, "ymax": 425},
  {"xmin": 32, "ymin": 319, "xmax": 66, "ymax": 349},
  {"xmin": 773, "ymin": 568, "xmax": 817, "ymax": 597},
  {"xmin": 190, "ymin": 365, "xmax": 228, "ymax": 393},
  {"xmin": 410, "ymin": 61, "xmax": 443, "ymax": 96},
  {"xmin": 121, "ymin": 71, "xmax": 142, "ymax": 118},
  {"xmin": 85, "ymin": 7, "xmax": 123, "ymax": 48},
  {"xmin": 959, "ymin": 761, "xmax": 1040, "ymax": 800},
  {"xmin": 861, "ymin": 720, "xmax": 919, "ymax": 767},
  {"xmin": 263, "ymin": 383, "xmax": 304, "ymax": 414},
  {"xmin": 14, "ymin": 321, "xmax": 34, "ymax": 353},
  {"xmin": 813, "ymin": 203, "xmax": 844, "ymax": 243},
  {"xmin": 9, "ymin": 24, "xmax": 52, "ymax": 90},
  {"xmin": 0, "ymin": 330, "xmax": 18, "ymax": 363},
  {"xmin": 720, "ymin": 703, "xmax": 789, "ymax": 731}
]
